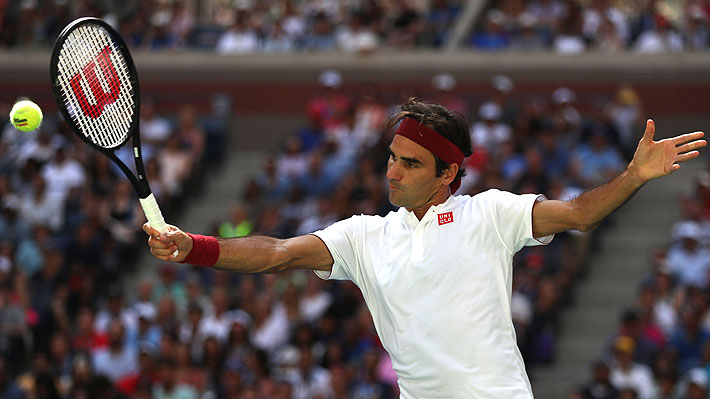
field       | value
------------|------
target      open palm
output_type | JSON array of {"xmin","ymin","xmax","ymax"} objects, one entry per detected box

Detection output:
[{"xmin": 630, "ymin": 119, "xmax": 707, "ymax": 182}]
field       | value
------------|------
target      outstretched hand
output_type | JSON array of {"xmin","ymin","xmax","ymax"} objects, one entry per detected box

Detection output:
[
  {"xmin": 629, "ymin": 119, "xmax": 707, "ymax": 183},
  {"xmin": 143, "ymin": 223, "xmax": 193, "ymax": 262}
]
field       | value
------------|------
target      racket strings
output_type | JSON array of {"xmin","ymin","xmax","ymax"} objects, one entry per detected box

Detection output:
[{"xmin": 55, "ymin": 23, "xmax": 134, "ymax": 149}]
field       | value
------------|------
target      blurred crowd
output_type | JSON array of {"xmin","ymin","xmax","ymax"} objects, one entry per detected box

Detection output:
[
  {"xmin": 0, "ymin": 99, "xmax": 226, "ymax": 398},
  {"xmin": 0, "ymin": 0, "xmax": 461, "ymax": 52},
  {"xmin": 472, "ymin": 0, "xmax": 710, "ymax": 53},
  {"xmin": 8, "ymin": 0, "xmax": 710, "ymax": 54},
  {"xmin": 569, "ymin": 150, "xmax": 710, "ymax": 395}
]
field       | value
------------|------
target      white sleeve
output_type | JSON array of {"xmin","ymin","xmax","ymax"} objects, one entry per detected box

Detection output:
[
  {"xmin": 488, "ymin": 189, "xmax": 554, "ymax": 254},
  {"xmin": 310, "ymin": 215, "xmax": 364, "ymax": 284}
]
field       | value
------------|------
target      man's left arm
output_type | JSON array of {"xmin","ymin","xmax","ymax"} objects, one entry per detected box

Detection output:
[{"xmin": 532, "ymin": 119, "xmax": 706, "ymax": 238}]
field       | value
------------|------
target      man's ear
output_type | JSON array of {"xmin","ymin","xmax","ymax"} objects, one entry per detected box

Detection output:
[{"xmin": 442, "ymin": 163, "xmax": 459, "ymax": 186}]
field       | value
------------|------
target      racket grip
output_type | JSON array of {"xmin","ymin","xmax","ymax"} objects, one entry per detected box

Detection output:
[{"xmin": 139, "ymin": 193, "xmax": 178, "ymax": 257}]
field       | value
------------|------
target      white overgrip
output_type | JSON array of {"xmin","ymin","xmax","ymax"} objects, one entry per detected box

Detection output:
[{"xmin": 139, "ymin": 193, "xmax": 178, "ymax": 257}]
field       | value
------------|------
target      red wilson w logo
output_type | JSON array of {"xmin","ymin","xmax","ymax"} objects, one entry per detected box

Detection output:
[{"xmin": 69, "ymin": 46, "xmax": 121, "ymax": 119}]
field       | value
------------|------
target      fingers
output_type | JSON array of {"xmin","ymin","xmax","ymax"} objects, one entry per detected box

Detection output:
[
  {"xmin": 142, "ymin": 222, "xmax": 159, "ymax": 236},
  {"xmin": 147, "ymin": 235, "xmax": 171, "ymax": 249},
  {"xmin": 641, "ymin": 119, "xmax": 655, "ymax": 142},
  {"xmin": 150, "ymin": 244, "xmax": 179, "ymax": 257},
  {"xmin": 150, "ymin": 248, "xmax": 175, "ymax": 262},
  {"xmin": 676, "ymin": 151, "xmax": 700, "ymax": 163},
  {"xmin": 671, "ymin": 131, "xmax": 705, "ymax": 145},
  {"xmin": 676, "ymin": 139, "xmax": 707, "ymax": 154}
]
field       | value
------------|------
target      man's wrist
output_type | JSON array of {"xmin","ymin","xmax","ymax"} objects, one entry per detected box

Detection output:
[
  {"xmin": 626, "ymin": 163, "xmax": 647, "ymax": 189},
  {"xmin": 180, "ymin": 233, "xmax": 220, "ymax": 267}
]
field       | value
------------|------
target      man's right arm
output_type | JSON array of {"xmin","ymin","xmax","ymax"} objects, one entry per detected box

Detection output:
[{"xmin": 143, "ymin": 223, "xmax": 334, "ymax": 274}]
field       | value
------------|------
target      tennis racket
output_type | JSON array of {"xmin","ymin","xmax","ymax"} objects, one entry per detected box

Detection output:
[{"xmin": 50, "ymin": 17, "xmax": 176, "ymax": 255}]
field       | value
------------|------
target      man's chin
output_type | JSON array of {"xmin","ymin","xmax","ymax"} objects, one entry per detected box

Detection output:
[{"xmin": 388, "ymin": 192, "xmax": 402, "ymax": 207}]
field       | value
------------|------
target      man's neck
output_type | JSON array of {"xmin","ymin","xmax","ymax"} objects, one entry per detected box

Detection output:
[{"xmin": 408, "ymin": 193, "xmax": 451, "ymax": 220}]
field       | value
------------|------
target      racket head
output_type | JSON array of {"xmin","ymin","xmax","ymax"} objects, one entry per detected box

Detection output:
[{"xmin": 50, "ymin": 17, "xmax": 140, "ymax": 152}]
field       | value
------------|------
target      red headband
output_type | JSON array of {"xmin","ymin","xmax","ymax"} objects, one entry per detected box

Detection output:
[{"xmin": 395, "ymin": 117, "xmax": 465, "ymax": 193}]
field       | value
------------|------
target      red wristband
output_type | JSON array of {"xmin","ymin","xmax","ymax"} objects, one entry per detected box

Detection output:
[{"xmin": 181, "ymin": 233, "xmax": 220, "ymax": 267}]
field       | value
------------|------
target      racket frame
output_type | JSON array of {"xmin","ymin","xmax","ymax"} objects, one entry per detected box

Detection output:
[
  {"xmin": 50, "ymin": 17, "xmax": 174, "ymax": 246},
  {"xmin": 50, "ymin": 17, "xmax": 151, "ymax": 199}
]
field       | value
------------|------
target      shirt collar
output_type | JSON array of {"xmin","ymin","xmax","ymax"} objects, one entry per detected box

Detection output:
[{"xmin": 398, "ymin": 195, "xmax": 458, "ymax": 228}]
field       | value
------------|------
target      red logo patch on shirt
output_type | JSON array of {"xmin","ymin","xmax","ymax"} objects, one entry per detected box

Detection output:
[{"xmin": 438, "ymin": 212, "xmax": 453, "ymax": 225}]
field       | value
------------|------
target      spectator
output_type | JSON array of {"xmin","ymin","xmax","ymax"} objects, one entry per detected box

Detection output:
[
  {"xmin": 299, "ymin": 151, "xmax": 336, "ymax": 198},
  {"xmin": 152, "ymin": 358, "xmax": 198, "ymax": 399},
  {"xmin": 73, "ymin": 307, "xmax": 108, "ymax": 353},
  {"xmin": 336, "ymin": 11, "xmax": 379, "ymax": 53},
  {"xmin": 94, "ymin": 286, "xmax": 137, "ymax": 335},
  {"xmin": 263, "ymin": 18, "xmax": 297, "ymax": 53},
  {"xmin": 578, "ymin": 360, "xmax": 619, "ymax": 399},
  {"xmin": 607, "ymin": 308, "xmax": 660, "ymax": 367},
  {"xmin": 19, "ymin": 175, "xmax": 63, "ymax": 231},
  {"xmin": 431, "ymin": 73, "xmax": 469, "ymax": 120},
  {"xmin": 349, "ymin": 348, "xmax": 394, "ymax": 399},
  {"xmin": 470, "ymin": 10, "xmax": 510, "ymax": 50},
  {"xmin": 174, "ymin": 341, "xmax": 206, "ymax": 393},
  {"xmin": 667, "ymin": 221, "xmax": 710, "ymax": 287},
  {"xmin": 609, "ymin": 85, "xmax": 644, "ymax": 159},
  {"xmin": 570, "ymin": 130, "xmax": 625, "ymax": 188},
  {"xmin": 91, "ymin": 319, "xmax": 139, "ymax": 383},
  {"xmin": 250, "ymin": 294, "xmax": 290, "ymax": 353},
  {"xmin": 471, "ymin": 101, "xmax": 512, "ymax": 156},
  {"xmin": 219, "ymin": 203, "xmax": 254, "ymax": 239},
  {"xmin": 140, "ymin": 99, "xmax": 172, "ymax": 148},
  {"xmin": 634, "ymin": 15, "xmax": 684, "ymax": 53},
  {"xmin": 582, "ymin": 0, "xmax": 629, "ymax": 46},
  {"xmin": 681, "ymin": 367, "xmax": 708, "ymax": 399},
  {"xmin": 428, "ymin": 0, "xmax": 461, "ymax": 46},
  {"xmin": 216, "ymin": 10, "xmax": 258, "ymax": 55},
  {"xmin": 286, "ymin": 346, "xmax": 334, "ymax": 399},
  {"xmin": 174, "ymin": 105, "xmax": 206, "ymax": 164},
  {"xmin": 198, "ymin": 286, "xmax": 246, "ymax": 345},
  {"xmin": 15, "ymin": 225, "xmax": 50, "ymax": 277},
  {"xmin": 526, "ymin": 0, "xmax": 567, "ymax": 33},
  {"xmin": 0, "ymin": 197, "xmax": 32, "ymax": 244},
  {"xmin": 0, "ymin": 356, "xmax": 27, "ymax": 399},
  {"xmin": 299, "ymin": 275, "xmax": 332, "ymax": 324},
  {"xmin": 670, "ymin": 304, "xmax": 710, "ymax": 373},
  {"xmin": 684, "ymin": 5, "xmax": 709, "ymax": 51},
  {"xmin": 511, "ymin": 12, "xmax": 548, "ymax": 50},
  {"xmin": 608, "ymin": 336, "xmax": 655, "ymax": 399},
  {"xmin": 277, "ymin": 136, "xmax": 309, "ymax": 180},
  {"xmin": 134, "ymin": 307, "xmax": 161, "ymax": 355},
  {"xmin": 553, "ymin": 2, "xmax": 586, "ymax": 54},
  {"xmin": 169, "ymin": 0, "xmax": 195, "ymax": 49},
  {"xmin": 101, "ymin": 181, "xmax": 142, "ymax": 247},
  {"xmin": 302, "ymin": 12, "xmax": 336, "ymax": 52},
  {"xmin": 158, "ymin": 135, "xmax": 192, "ymax": 197},
  {"xmin": 15, "ymin": 131, "xmax": 55, "ymax": 169}
]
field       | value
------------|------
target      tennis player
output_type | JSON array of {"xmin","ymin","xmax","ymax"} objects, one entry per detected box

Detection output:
[{"xmin": 144, "ymin": 99, "xmax": 706, "ymax": 398}]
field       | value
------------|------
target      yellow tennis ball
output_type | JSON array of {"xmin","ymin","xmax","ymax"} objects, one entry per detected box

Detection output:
[{"xmin": 10, "ymin": 100, "xmax": 43, "ymax": 132}]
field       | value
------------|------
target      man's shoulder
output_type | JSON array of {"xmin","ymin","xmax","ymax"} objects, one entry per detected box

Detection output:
[{"xmin": 464, "ymin": 188, "xmax": 510, "ymax": 203}]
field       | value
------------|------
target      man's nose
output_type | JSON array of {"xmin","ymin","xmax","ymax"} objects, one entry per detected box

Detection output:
[{"xmin": 386, "ymin": 162, "xmax": 400, "ymax": 180}]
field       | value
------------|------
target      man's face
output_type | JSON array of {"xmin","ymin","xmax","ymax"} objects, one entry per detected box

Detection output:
[{"xmin": 386, "ymin": 135, "xmax": 448, "ymax": 211}]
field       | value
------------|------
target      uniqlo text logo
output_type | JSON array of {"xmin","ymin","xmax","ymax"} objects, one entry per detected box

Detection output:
[{"xmin": 438, "ymin": 212, "xmax": 453, "ymax": 225}]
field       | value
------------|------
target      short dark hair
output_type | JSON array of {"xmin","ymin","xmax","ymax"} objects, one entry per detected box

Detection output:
[{"xmin": 386, "ymin": 98, "xmax": 473, "ymax": 180}]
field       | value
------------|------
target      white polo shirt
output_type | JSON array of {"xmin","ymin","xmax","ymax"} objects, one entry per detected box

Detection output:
[{"xmin": 312, "ymin": 189, "xmax": 552, "ymax": 399}]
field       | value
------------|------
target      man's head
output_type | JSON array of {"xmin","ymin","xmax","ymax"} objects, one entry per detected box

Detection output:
[
  {"xmin": 385, "ymin": 98, "xmax": 472, "ymax": 211},
  {"xmin": 107, "ymin": 319, "xmax": 126, "ymax": 351},
  {"xmin": 612, "ymin": 335, "xmax": 635, "ymax": 367}
]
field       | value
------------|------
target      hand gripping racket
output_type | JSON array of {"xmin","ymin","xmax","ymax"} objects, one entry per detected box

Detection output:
[{"xmin": 50, "ymin": 17, "xmax": 176, "ymax": 255}]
